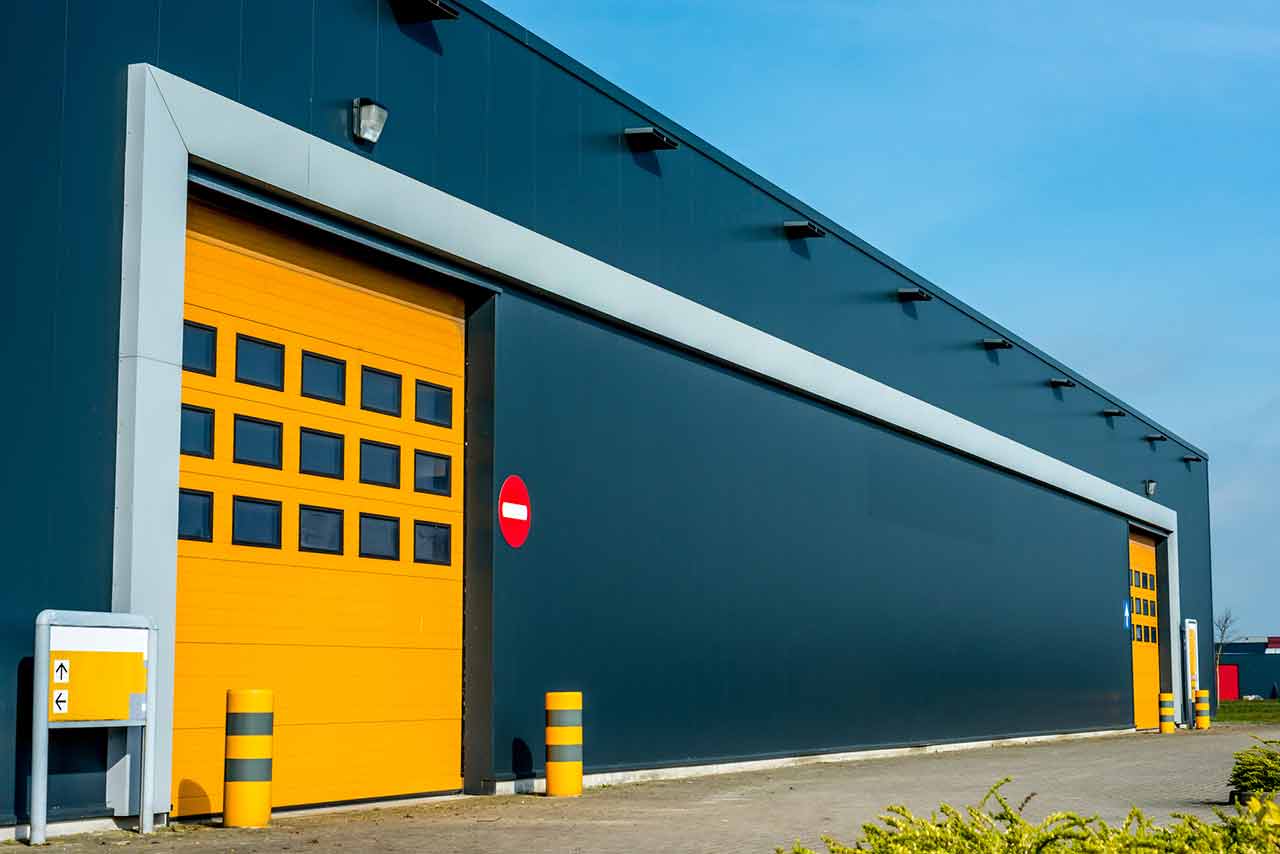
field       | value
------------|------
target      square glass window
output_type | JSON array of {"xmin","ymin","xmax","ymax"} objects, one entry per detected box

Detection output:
[
  {"xmin": 415, "ymin": 380, "xmax": 452, "ymax": 427},
  {"xmin": 414, "ymin": 521, "xmax": 451, "ymax": 565},
  {"xmin": 299, "ymin": 505, "xmax": 343, "ymax": 554},
  {"xmin": 1132, "ymin": 570, "xmax": 1140, "ymax": 587},
  {"xmin": 1133, "ymin": 626, "xmax": 1140, "ymax": 642},
  {"xmin": 236, "ymin": 335, "xmax": 285, "ymax": 391},
  {"xmin": 234, "ymin": 415, "xmax": 283, "ymax": 469},
  {"xmin": 232, "ymin": 496, "xmax": 282, "ymax": 548},
  {"xmin": 361, "ymin": 367, "xmax": 401, "ymax": 416},
  {"xmin": 180, "ymin": 405, "xmax": 215, "ymax": 458},
  {"xmin": 414, "ymin": 451, "xmax": 451, "ymax": 495},
  {"xmin": 182, "ymin": 321, "xmax": 217, "ymax": 375},
  {"xmin": 359, "ymin": 513, "xmax": 399, "ymax": 560},
  {"xmin": 1144, "ymin": 573, "xmax": 1153, "ymax": 589},
  {"xmin": 300, "ymin": 428, "xmax": 344, "ymax": 479},
  {"xmin": 1132, "ymin": 596, "xmax": 1139, "ymax": 614},
  {"xmin": 360, "ymin": 439, "xmax": 400, "ymax": 488},
  {"xmin": 178, "ymin": 489, "xmax": 213, "ymax": 541},
  {"xmin": 1152, "ymin": 628, "xmax": 1158, "ymax": 645},
  {"xmin": 302, "ymin": 352, "xmax": 346, "ymax": 404}
]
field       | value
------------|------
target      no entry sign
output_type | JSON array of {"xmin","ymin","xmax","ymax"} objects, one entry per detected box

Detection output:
[{"xmin": 498, "ymin": 475, "xmax": 532, "ymax": 548}]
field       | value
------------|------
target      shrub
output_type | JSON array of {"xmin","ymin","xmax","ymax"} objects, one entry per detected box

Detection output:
[
  {"xmin": 1230, "ymin": 738, "xmax": 1280, "ymax": 797},
  {"xmin": 779, "ymin": 778, "xmax": 1280, "ymax": 853}
]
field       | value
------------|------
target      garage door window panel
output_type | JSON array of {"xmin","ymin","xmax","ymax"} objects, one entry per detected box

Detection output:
[
  {"xmin": 360, "ymin": 513, "xmax": 399, "ymax": 560},
  {"xmin": 178, "ymin": 489, "xmax": 214, "ymax": 542},
  {"xmin": 414, "ymin": 521, "xmax": 450, "ymax": 565},
  {"xmin": 300, "ymin": 428, "xmax": 345, "ymax": 479},
  {"xmin": 299, "ymin": 505, "xmax": 343, "ymax": 554},
  {"xmin": 182, "ymin": 321, "xmax": 217, "ymax": 375},
  {"xmin": 302, "ymin": 351, "xmax": 346, "ymax": 404},
  {"xmin": 233, "ymin": 496, "xmax": 283, "ymax": 548},
  {"xmin": 362, "ymin": 366, "xmax": 402, "ymax": 416},
  {"xmin": 360, "ymin": 439, "xmax": 401, "ymax": 488},
  {"xmin": 180, "ymin": 405, "xmax": 215, "ymax": 458},
  {"xmin": 415, "ymin": 380, "xmax": 452, "ymax": 428},
  {"xmin": 414, "ymin": 451, "xmax": 451, "ymax": 496},
  {"xmin": 236, "ymin": 334, "xmax": 285, "ymax": 391},
  {"xmin": 234, "ymin": 415, "xmax": 284, "ymax": 469}
]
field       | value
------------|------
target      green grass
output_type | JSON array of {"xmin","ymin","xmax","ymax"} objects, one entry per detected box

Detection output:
[{"xmin": 1218, "ymin": 699, "xmax": 1280, "ymax": 723}]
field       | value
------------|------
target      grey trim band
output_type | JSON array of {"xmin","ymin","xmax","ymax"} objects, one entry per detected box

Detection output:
[
  {"xmin": 546, "ymin": 710, "xmax": 582, "ymax": 727},
  {"xmin": 226, "ymin": 712, "xmax": 274, "ymax": 736},
  {"xmin": 546, "ymin": 745, "xmax": 583, "ymax": 763},
  {"xmin": 224, "ymin": 758, "xmax": 273, "ymax": 782}
]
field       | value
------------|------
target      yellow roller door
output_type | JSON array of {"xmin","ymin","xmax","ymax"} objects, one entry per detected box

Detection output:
[
  {"xmin": 1129, "ymin": 532, "xmax": 1160, "ymax": 730},
  {"xmin": 172, "ymin": 200, "xmax": 464, "ymax": 816}
]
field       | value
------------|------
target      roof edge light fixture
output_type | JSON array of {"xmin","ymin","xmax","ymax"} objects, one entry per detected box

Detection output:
[
  {"xmin": 783, "ymin": 220, "xmax": 826, "ymax": 239},
  {"xmin": 1182, "ymin": 455, "xmax": 1204, "ymax": 463},
  {"xmin": 897, "ymin": 287, "xmax": 933, "ymax": 302},
  {"xmin": 1143, "ymin": 479, "xmax": 1158, "ymax": 497},
  {"xmin": 1145, "ymin": 433, "xmax": 1169, "ymax": 443},
  {"xmin": 1101, "ymin": 408, "xmax": 1127, "ymax": 417},
  {"xmin": 390, "ymin": 0, "xmax": 459, "ymax": 21},
  {"xmin": 981, "ymin": 338, "xmax": 1014, "ymax": 350},
  {"xmin": 624, "ymin": 126, "xmax": 679, "ymax": 151},
  {"xmin": 352, "ymin": 98, "xmax": 389, "ymax": 145},
  {"xmin": 1048, "ymin": 377, "xmax": 1077, "ymax": 389}
]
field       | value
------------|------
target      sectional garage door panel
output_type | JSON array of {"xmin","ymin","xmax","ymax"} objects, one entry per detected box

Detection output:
[{"xmin": 174, "ymin": 200, "xmax": 465, "ymax": 816}]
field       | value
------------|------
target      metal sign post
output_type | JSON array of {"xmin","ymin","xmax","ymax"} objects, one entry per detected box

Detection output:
[
  {"xmin": 30, "ymin": 610, "xmax": 157, "ymax": 845},
  {"xmin": 1183, "ymin": 618, "xmax": 1200, "ymax": 726}
]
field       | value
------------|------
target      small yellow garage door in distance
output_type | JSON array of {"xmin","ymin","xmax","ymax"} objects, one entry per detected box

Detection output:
[
  {"xmin": 1129, "ymin": 532, "xmax": 1160, "ymax": 730},
  {"xmin": 174, "ymin": 201, "xmax": 465, "ymax": 815}
]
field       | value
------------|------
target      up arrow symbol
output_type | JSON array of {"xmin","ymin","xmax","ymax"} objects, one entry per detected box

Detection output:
[{"xmin": 55, "ymin": 662, "xmax": 68, "ymax": 679}]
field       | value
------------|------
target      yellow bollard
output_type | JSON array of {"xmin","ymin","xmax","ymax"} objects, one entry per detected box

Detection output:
[
  {"xmin": 1194, "ymin": 689, "xmax": 1210, "ymax": 730},
  {"xmin": 223, "ymin": 689, "xmax": 274, "ymax": 827},
  {"xmin": 545, "ymin": 691, "xmax": 583, "ymax": 797},
  {"xmin": 1158, "ymin": 693, "xmax": 1175, "ymax": 733}
]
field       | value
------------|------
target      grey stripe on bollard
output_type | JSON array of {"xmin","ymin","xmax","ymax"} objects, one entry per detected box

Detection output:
[
  {"xmin": 546, "ymin": 709, "xmax": 582, "ymax": 727},
  {"xmin": 226, "ymin": 712, "xmax": 274, "ymax": 736},
  {"xmin": 225, "ymin": 757, "xmax": 273, "ymax": 782},
  {"xmin": 546, "ymin": 744, "xmax": 583, "ymax": 763}
]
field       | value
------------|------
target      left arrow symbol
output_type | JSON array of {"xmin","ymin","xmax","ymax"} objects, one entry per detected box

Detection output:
[{"xmin": 52, "ymin": 691, "xmax": 68, "ymax": 713}]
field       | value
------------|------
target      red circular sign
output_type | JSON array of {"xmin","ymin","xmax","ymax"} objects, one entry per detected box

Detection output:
[{"xmin": 498, "ymin": 475, "xmax": 532, "ymax": 548}]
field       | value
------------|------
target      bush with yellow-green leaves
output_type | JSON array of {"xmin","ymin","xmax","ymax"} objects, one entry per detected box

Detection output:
[
  {"xmin": 779, "ymin": 778, "xmax": 1280, "ymax": 853},
  {"xmin": 1230, "ymin": 738, "xmax": 1280, "ymax": 800}
]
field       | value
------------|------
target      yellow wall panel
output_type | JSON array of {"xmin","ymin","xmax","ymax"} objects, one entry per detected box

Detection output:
[{"xmin": 173, "ymin": 199, "xmax": 465, "ymax": 815}]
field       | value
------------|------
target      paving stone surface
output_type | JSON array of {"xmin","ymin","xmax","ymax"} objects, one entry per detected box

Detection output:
[{"xmin": 41, "ymin": 723, "xmax": 1280, "ymax": 853}]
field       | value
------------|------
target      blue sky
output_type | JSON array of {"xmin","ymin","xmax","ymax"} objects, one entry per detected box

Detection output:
[{"xmin": 490, "ymin": 0, "xmax": 1279, "ymax": 635}]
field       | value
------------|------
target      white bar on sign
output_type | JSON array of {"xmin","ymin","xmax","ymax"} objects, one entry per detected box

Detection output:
[
  {"xmin": 501, "ymin": 502, "xmax": 529, "ymax": 521},
  {"xmin": 49, "ymin": 626, "xmax": 150, "ymax": 657}
]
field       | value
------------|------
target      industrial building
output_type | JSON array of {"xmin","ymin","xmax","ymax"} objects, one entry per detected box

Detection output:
[
  {"xmin": 1219, "ymin": 639, "xmax": 1280, "ymax": 700},
  {"xmin": 3, "ymin": 0, "xmax": 1213, "ymax": 832}
]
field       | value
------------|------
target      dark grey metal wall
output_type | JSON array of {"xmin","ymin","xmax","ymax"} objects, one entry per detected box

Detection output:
[{"xmin": 1, "ymin": 0, "xmax": 1211, "ymax": 819}]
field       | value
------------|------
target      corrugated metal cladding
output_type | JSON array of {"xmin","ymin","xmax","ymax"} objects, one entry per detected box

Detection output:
[{"xmin": 2, "ymin": 0, "xmax": 1210, "ymax": 819}]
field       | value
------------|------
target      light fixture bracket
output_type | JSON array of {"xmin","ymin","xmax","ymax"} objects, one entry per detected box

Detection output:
[
  {"xmin": 897, "ymin": 287, "xmax": 932, "ymax": 302},
  {"xmin": 1048, "ymin": 377, "xmax": 1077, "ymax": 389},
  {"xmin": 783, "ymin": 220, "xmax": 825, "ymax": 239},
  {"xmin": 981, "ymin": 338, "xmax": 1013, "ymax": 350},
  {"xmin": 390, "ymin": 0, "xmax": 459, "ymax": 21},
  {"xmin": 351, "ymin": 97, "xmax": 389, "ymax": 145},
  {"xmin": 624, "ymin": 126, "xmax": 679, "ymax": 151}
]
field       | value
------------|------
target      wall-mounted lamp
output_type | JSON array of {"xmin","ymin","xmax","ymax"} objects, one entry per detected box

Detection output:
[
  {"xmin": 1143, "ymin": 480, "xmax": 1158, "ymax": 497},
  {"xmin": 352, "ymin": 98, "xmax": 389, "ymax": 144},
  {"xmin": 1144, "ymin": 433, "xmax": 1169, "ymax": 443},
  {"xmin": 1101, "ymin": 408, "xmax": 1127, "ymax": 417},
  {"xmin": 1182, "ymin": 455, "xmax": 1204, "ymax": 463},
  {"xmin": 624, "ymin": 126, "xmax": 679, "ymax": 151},
  {"xmin": 981, "ymin": 338, "xmax": 1013, "ymax": 350},
  {"xmin": 783, "ymin": 220, "xmax": 825, "ymax": 239},
  {"xmin": 1048, "ymin": 377, "xmax": 1077, "ymax": 389},
  {"xmin": 897, "ymin": 287, "xmax": 932, "ymax": 302},
  {"xmin": 390, "ymin": 0, "xmax": 459, "ymax": 21}
]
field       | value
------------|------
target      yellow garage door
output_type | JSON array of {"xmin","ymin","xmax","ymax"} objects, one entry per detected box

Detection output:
[
  {"xmin": 1129, "ymin": 531, "xmax": 1160, "ymax": 730},
  {"xmin": 172, "ymin": 200, "xmax": 465, "ymax": 816}
]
